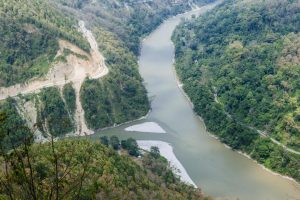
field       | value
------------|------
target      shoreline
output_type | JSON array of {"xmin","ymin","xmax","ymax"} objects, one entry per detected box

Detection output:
[
  {"xmin": 40, "ymin": 2, "xmax": 207, "ymax": 144},
  {"xmin": 171, "ymin": 59, "xmax": 300, "ymax": 186},
  {"xmin": 137, "ymin": 140, "xmax": 197, "ymax": 188},
  {"xmin": 141, "ymin": 0, "xmax": 223, "ymax": 46},
  {"xmin": 97, "ymin": 109, "xmax": 151, "ymax": 132},
  {"xmin": 125, "ymin": 122, "xmax": 167, "ymax": 133},
  {"xmin": 63, "ymin": 109, "xmax": 151, "ymax": 139}
]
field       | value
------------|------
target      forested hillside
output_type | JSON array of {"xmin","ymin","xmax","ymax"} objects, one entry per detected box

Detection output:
[
  {"xmin": 0, "ymin": 98, "xmax": 31, "ymax": 151},
  {"xmin": 173, "ymin": 0, "xmax": 300, "ymax": 182},
  {"xmin": 48, "ymin": 0, "xmax": 216, "ymax": 130},
  {"xmin": 80, "ymin": 28, "xmax": 150, "ymax": 130},
  {"xmin": 53, "ymin": 0, "xmax": 215, "ymax": 55},
  {"xmin": 0, "ymin": 1, "xmax": 221, "ymax": 199},
  {"xmin": 0, "ymin": 119, "xmax": 211, "ymax": 199},
  {"xmin": 0, "ymin": 0, "xmax": 216, "ymax": 135},
  {"xmin": 0, "ymin": 0, "xmax": 89, "ymax": 87}
]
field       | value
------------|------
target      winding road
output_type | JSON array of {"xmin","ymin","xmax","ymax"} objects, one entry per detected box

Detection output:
[
  {"xmin": 214, "ymin": 93, "xmax": 300, "ymax": 155},
  {"xmin": 0, "ymin": 21, "xmax": 109, "ymax": 135},
  {"xmin": 0, "ymin": 22, "xmax": 108, "ymax": 101}
]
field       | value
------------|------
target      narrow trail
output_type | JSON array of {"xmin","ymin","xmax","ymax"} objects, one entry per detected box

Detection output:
[
  {"xmin": 250, "ymin": 127, "xmax": 300, "ymax": 155},
  {"xmin": 214, "ymin": 92, "xmax": 300, "ymax": 155},
  {"xmin": 0, "ymin": 21, "xmax": 109, "ymax": 136}
]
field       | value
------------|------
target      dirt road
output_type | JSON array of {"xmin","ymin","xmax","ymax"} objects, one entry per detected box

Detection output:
[{"xmin": 0, "ymin": 21, "xmax": 109, "ymax": 136}]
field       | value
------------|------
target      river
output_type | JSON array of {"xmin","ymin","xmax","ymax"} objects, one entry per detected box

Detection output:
[{"xmin": 89, "ymin": 2, "xmax": 300, "ymax": 200}]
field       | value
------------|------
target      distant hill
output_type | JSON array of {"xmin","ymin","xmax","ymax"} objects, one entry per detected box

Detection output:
[{"xmin": 51, "ymin": 0, "xmax": 215, "ymax": 55}]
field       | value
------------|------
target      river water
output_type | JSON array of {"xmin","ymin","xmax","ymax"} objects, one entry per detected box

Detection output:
[{"xmin": 90, "ymin": 2, "xmax": 300, "ymax": 200}]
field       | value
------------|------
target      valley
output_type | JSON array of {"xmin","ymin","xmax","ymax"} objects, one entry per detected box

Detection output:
[
  {"xmin": 90, "ymin": 2, "xmax": 300, "ymax": 199},
  {"xmin": 1, "ymin": 0, "xmax": 300, "ymax": 199}
]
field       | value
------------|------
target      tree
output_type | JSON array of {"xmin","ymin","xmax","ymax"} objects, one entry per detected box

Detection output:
[
  {"xmin": 127, "ymin": 138, "xmax": 139, "ymax": 157},
  {"xmin": 121, "ymin": 138, "xmax": 140, "ymax": 157},
  {"xmin": 110, "ymin": 136, "xmax": 120, "ymax": 150},
  {"xmin": 100, "ymin": 136, "xmax": 109, "ymax": 146},
  {"xmin": 121, "ymin": 139, "xmax": 128, "ymax": 149},
  {"xmin": 150, "ymin": 146, "xmax": 160, "ymax": 159}
]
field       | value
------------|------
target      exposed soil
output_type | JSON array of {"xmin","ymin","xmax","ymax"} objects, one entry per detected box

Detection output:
[{"xmin": 0, "ymin": 21, "xmax": 109, "ymax": 137}]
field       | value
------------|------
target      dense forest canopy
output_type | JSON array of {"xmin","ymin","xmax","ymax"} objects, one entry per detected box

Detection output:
[
  {"xmin": 0, "ymin": 0, "xmax": 89, "ymax": 87},
  {"xmin": 39, "ymin": 87, "xmax": 75, "ymax": 136},
  {"xmin": 80, "ymin": 27, "xmax": 150, "ymax": 130},
  {"xmin": 173, "ymin": 0, "xmax": 300, "ymax": 182},
  {"xmin": 1, "ymin": 0, "xmax": 213, "ymax": 88},
  {"xmin": 62, "ymin": 83, "xmax": 76, "ymax": 117},
  {"xmin": 53, "ymin": 0, "xmax": 216, "ymax": 130},
  {"xmin": 0, "ymin": 136, "xmax": 210, "ymax": 199},
  {"xmin": 0, "ymin": 0, "xmax": 223, "ymax": 199},
  {"xmin": 51, "ymin": 0, "xmax": 216, "ymax": 55},
  {"xmin": 0, "ymin": 0, "xmax": 216, "ymax": 134},
  {"xmin": 0, "ymin": 98, "xmax": 32, "ymax": 151}
]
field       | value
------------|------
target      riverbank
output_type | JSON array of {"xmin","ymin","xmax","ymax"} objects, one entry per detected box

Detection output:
[
  {"xmin": 137, "ymin": 140, "xmax": 197, "ymax": 188},
  {"xmin": 90, "ymin": 2, "xmax": 300, "ymax": 198},
  {"xmin": 172, "ymin": 56, "xmax": 300, "ymax": 186},
  {"xmin": 125, "ymin": 122, "xmax": 166, "ymax": 133},
  {"xmin": 97, "ymin": 109, "xmax": 151, "ymax": 132}
]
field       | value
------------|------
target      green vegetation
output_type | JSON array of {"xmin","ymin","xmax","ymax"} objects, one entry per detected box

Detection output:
[
  {"xmin": 99, "ymin": 135, "xmax": 140, "ymax": 157},
  {"xmin": 173, "ymin": 0, "xmax": 300, "ymax": 181},
  {"xmin": 0, "ymin": 0, "xmax": 89, "ymax": 87},
  {"xmin": 124, "ymin": 0, "xmax": 192, "ymax": 54},
  {"xmin": 62, "ymin": 83, "xmax": 76, "ymax": 116},
  {"xmin": 100, "ymin": 136, "xmax": 109, "ymax": 146},
  {"xmin": 39, "ymin": 87, "xmax": 75, "ymax": 136},
  {"xmin": 142, "ymin": 146, "xmax": 175, "ymax": 183},
  {"xmin": 0, "ymin": 127, "xmax": 209, "ymax": 199},
  {"xmin": 110, "ymin": 135, "xmax": 120, "ymax": 150},
  {"xmin": 1, "ymin": 0, "xmax": 217, "ymax": 134},
  {"xmin": 60, "ymin": 0, "xmax": 214, "ymax": 130},
  {"xmin": 121, "ymin": 138, "xmax": 140, "ymax": 157},
  {"xmin": 80, "ymin": 28, "xmax": 150, "ymax": 130},
  {"xmin": 53, "ymin": 0, "xmax": 215, "ymax": 55},
  {"xmin": 100, "ymin": 135, "xmax": 140, "ymax": 157},
  {"xmin": 0, "ymin": 98, "xmax": 31, "ymax": 151},
  {"xmin": 150, "ymin": 146, "xmax": 160, "ymax": 159}
]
